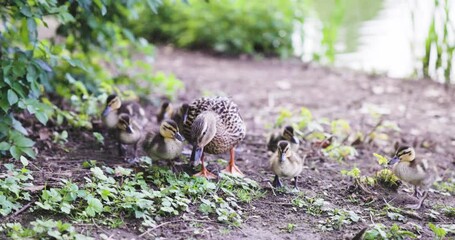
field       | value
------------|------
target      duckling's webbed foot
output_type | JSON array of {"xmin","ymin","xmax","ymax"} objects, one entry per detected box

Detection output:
[
  {"xmin": 272, "ymin": 175, "xmax": 283, "ymax": 188},
  {"xmin": 118, "ymin": 142, "xmax": 126, "ymax": 157},
  {"xmin": 293, "ymin": 176, "xmax": 299, "ymax": 189},
  {"xmin": 412, "ymin": 186, "xmax": 423, "ymax": 198},
  {"xmin": 125, "ymin": 157, "xmax": 139, "ymax": 165}
]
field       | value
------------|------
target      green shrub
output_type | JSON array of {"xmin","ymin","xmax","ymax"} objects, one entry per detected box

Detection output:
[
  {"xmin": 0, "ymin": 1, "xmax": 182, "ymax": 161},
  {"xmin": 133, "ymin": 0, "xmax": 302, "ymax": 56}
]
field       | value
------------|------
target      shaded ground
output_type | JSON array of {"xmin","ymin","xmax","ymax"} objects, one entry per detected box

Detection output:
[{"xmin": 6, "ymin": 46, "xmax": 455, "ymax": 239}]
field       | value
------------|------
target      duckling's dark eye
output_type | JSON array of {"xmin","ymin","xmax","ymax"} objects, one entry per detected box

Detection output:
[{"xmin": 202, "ymin": 131, "xmax": 206, "ymax": 136}]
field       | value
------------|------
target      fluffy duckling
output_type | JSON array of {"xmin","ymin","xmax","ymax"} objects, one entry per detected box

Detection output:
[
  {"xmin": 182, "ymin": 96, "xmax": 246, "ymax": 179},
  {"xmin": 116, "ymin": 113, "xmax": 142, "ymax": 159},
  {"xmin": 157, "ymin": 102, "xmax": 173, "ymax": 123},
  {"xmin": 270, "ymin": 140, "xmax": 304, "ymax": 188},
  {"xmin": 143, "ymin": 119, "xmax": 185, "ymax": 161},
  {"xmin": 388, "ymin": 146, "xmax": 437, "ymax": 209},
  {"xmin": 267, "ymin": 125, "xmax": 300, "ymax": 153},
  {"xmin": 102, "ymin": 94, "xmax": 147, "ymax": 129},
  {"xmin": 157, "ymin": 101, "xmax": 189, "ymax": 129}
]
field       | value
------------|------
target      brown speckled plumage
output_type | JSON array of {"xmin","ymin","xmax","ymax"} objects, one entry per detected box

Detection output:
[{"xmin": 183, "ymin": 96, "xmax": 246, "ymax": 154}]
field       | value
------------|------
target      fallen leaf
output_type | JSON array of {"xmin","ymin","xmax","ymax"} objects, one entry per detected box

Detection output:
[
  {"xmin": 23, "ymin": 185, "xmax": 45, "ymax": 192},
  {"xmin": 39, "ymin": 128, "xmax": 50, "ymax": 140}
]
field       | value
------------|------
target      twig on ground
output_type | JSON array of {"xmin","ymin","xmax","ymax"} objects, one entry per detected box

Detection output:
[
  {"xmin": 12, "ymin": 202, "xmax": 33, "ymax": 217},
  {"xmin": 92, "ymin": 219, "xmax": 112, "ymax": 236},
  {"xmin": 354, "ymin": 178, "xmax": 377, "ymax": 196},
  {"xmin": 369, "ymin": 211, "xmax": 375, "ymax": 225},
  {"xmin": 235, "ymin": 225, "xmax": 248, "ymax": 237},
  {"xmin": 139, "ymin": 219, "xmax": 215, "ymax": 238},
  {"xmin": 259, "ymin": 201, "xmax": 293, "ymax": 206},
  {"xmin": 0, "ymin": 201, "xmax": 32, "ymax": 224},
  {"xmin": 363, "ymin": 119, "xmax": 383, "ymax": 144},
  {"xmin": 383, "ymin": 198, "xmax": 422, "ymax": 220},
  {"xmin": 267, "ymin": 182, "xmax": 277, "ymax": 196}
]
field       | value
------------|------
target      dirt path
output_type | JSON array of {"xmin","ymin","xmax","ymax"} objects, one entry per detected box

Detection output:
[{"xmin": 151, "ymin": 46, "xmax": 455, "ymax": 239}]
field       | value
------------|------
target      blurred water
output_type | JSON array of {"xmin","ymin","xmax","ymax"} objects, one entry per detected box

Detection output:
[{"xmin": 294, "ymin": 0, "xmax": 455, "ymax": 81}]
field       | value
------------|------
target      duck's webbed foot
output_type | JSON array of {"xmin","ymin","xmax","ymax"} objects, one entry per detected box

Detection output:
[
  {"xmin": 194, "ymin": 167, "xmax": 217, "ymax": 179},
  {"xmin": 221, "ymin": 147, "xmax": 245, "ymax": 177}
]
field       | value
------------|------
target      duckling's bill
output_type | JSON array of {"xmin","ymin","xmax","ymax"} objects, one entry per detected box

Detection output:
[
  {"xmin": 388, "ymin": 156, "xmax": 399, "ymax": 165},
  {"xmin": 102, "ymin": 106, "xmax": 112, "ymax": 117},
  {"xmin": 290, "ymin": 136, "xmax": 299, "ymax": 144},
  {"xmin": 174, "ymin": 132, "xmax": 185, "ymax": 142},
  {"xmin": 126, "ymin": 125, "xmax": 134, "ymax": 134}
]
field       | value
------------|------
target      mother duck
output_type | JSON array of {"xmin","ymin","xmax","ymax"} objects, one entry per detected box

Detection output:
[{"xmin": 183, "ymin": 96, "xmax": 246, "ymax": 179}]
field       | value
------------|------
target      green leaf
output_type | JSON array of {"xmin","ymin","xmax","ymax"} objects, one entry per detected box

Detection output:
[
  {"xmin": 0, "ymin": 142, "xmax": 11, "ymax": 151},
  {"xmin": 21, "ymin": 147, "xmax": 36, "ymax": 159},
  {"xmin": 60, "ymin": 202, "xmax": 73, "ymax": 214},
  {"xmin": 35, "ymin": 111, "xmax": 48, "ymax": 125},
  {"xmin": 20, "ymin": 6, "xmax": 33, "ymax": 17},
  {"xmin": 93, "ymin": 0, "xmax": 107, "ymax": 16},
  {"xmin": 15, "ymin": 136, "xmax": 35, "ymax": 148},
  {"xmin": 58, "ymin": 12, "xmax": 76, "ymax": 24},
  {"xmin": 20, "ymin": 156, "xmax": 29, "ymax": 166},
  {"xmin": 92, "ymin": 132, "xmax": 104, "ymax": 145},
  {"xmin": 12, "ymin": 118, "xmax": 28, "ymax": 135},
  {"xmin": 86, "ymin": 197, "xmax": 103, "ymax": 216},
  {"xmin": 27, "ymin": 18, "xmax": 37, "ymax": 44},
  {"xmin": 7, "ymin": 90, "xmax": 19, "ymax": 105},
  {"xmin": 91, "ymin": 167, "xmax": 108, "ymax": 181},
  {"xmin": 373, "ymin": 153, "xmax": 389, "ymax": 166},
  {"xmin": 199, "ymin": 203, "xmax": 213, "ymax": 214},
  {"xmin": 9, "ymin": 146, "xmax": 21, "ymax": 159},
  {"xmin": 429, "ymin": 223, "xmax": 447, "ymax": 239},
  {"xmin": 35, "ymin": 59, "xmax": 52, "ymax": 72}
]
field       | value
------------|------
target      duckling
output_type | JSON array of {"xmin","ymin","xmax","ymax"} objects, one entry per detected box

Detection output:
[
  {"xmin": 270, "ymin": 141, "xmax": 304, "ymax": 188},
  {"xmin": 388, "ymin": 146, "xmax": 437, "ymax": 209},
  {"xmin": 182, "ymin": 96, "xmax": 246, "ymax": 179},
  {"xmin": 143, "ymin": 119, "xmax": 185, "ymax": 161},
  {"xmin": 116, "ymin": 113, "xmax": 142, "ymax": 159},
  {"xmin": 157, "ymin": 102, "xmax": 173, "ymax": 123},
  {"xmin": 102, "ymin": 94, "xmax": 147, "ymax": 129},
  {"xmin": 267, "ymin": 125, "xmax": 300, "ymax": 153},
  {"xmin": 157, "ymin": 101, "xmax": 189, "ymax": 131}
]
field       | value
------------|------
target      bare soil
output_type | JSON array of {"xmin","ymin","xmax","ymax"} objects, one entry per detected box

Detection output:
[{"xmin": 5, "ymin": 46, "xmax": 455, "ymax": 239}]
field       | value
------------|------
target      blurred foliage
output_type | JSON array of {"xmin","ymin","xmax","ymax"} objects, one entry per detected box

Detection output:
[
  {"xmin": 0, "ymin": 0, "xmax": 182, "ymax": 161},
  {"xmin": 132, "ymin": 0, "xmax": 303, "ymax": 57},
  {"xmin": 421, "ymin": 0, "xmax": 454, "ymax": 84}
]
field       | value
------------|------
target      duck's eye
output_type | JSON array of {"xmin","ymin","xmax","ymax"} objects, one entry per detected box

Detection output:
[{"xmin": 202, "ymin": 131, "xmax": 206, "ymax": 136}]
